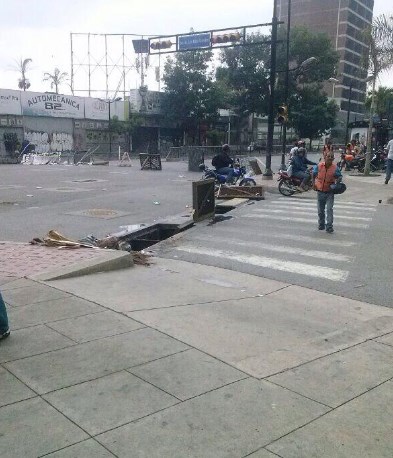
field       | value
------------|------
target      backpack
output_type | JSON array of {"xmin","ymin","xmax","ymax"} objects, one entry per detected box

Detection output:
[{"xmin": 212, "ymin": 155, "xmax": 219, "ymax": 168}]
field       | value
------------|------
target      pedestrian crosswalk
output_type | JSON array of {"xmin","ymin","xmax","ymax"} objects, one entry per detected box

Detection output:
[{"xmin": 164, "ymin": 197, "xmax": 378, "ymax": 284}]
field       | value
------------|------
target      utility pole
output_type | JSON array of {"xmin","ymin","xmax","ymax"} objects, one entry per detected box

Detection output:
[
  {"xmin": 264, "ymin": 0, "xmax": 278, "ymax": 177},
  {"xmin": 345, "ymin": 81, "xmax": 353, "ymax": 145},
  {"xmin": 281, "ymin": 0, "xmax": 291, "ymax": 170}
]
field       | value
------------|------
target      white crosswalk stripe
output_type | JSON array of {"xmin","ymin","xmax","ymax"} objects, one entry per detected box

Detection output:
[{"xmin": 166, "ymin": 198, "xmax": 376, "ymax": 283}]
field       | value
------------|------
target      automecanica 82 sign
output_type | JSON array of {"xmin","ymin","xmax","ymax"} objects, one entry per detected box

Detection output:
[
  {"xmin": 178, "ymin": 33, "xmax": 211, "ymax": 51},
  {"xmin": 21, "ymin": 92, "xmax": 84, "ymax": 118}
]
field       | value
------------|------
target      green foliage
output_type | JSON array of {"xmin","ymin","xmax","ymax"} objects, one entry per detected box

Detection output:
[
  {"xmin": 365, "ymin": 86, "xmax": 393, "ymax": 118},
  {"xmin": 217, "ymin": 32, "xmax": 271, "ymax": 117},
  {"xmin": 17, "ymin": 58, "xmax": 32, "ymax": 91},
  {"xmin": 109, "ymin": 114, "xmax": 142, "ymax": 152},
  {"xmin": 205, "ymin": 129, "xmax": 225, "ymax": 146},
  {"xmin": 161, "ymin": 50, "xmax": 222, "ymax": 142},
  {"xmin": 289, "ymin": 86, "xmax": 338, "ymax": 140},
  {"xmin": 3, "ymin": 132, "xmax": 20, "ymax": 156}
]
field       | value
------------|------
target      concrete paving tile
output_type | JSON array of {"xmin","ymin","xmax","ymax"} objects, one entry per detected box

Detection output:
[
  {"xmin": 0, "ymin": 275, "xmax": 18, "ymax": 287},
  {"xmin": 267, "ymin": 380, "xmax": 393, "ymax": 458},
  {"xmin": 44, "ymin": 371, "xmax": 178, "ymax": 435},
  {"xmin": 7, "ymin": 296, "xmax": 104, "ymax": 330},
  {"xmin": 0, "ymin": 324, "xmax": 74, "ymax": 363},
  {"xmin": 247, "ymin": 449, "xmax": 280, "ymax": 457},
  {"xmin": 130, "ymin": 348, "xmax": 247, "ymax": 400},
  {"xmin": 267, "ymin": 341, "xmax": 393, "ymax": 408},
  {"xmin": 49, "ymin": 258, "xmax": 287, "ymax": 312},
  {"xmin": 0, "ymin": 366, "xmax": 36, "ymax": 407},
  {"xmin": 96, "ymin": 378, "xmax": 329, "ymax": 458},
  {"xmin": 0, "ymin": 278, "xmax": 37, "ymax": 290},
  {"xmin": 375, "ymin": 331, "xmax": 393, "ymax": 346},
  {"xmin": 44, "ymin": 439, "xmax": 116, "ymax": 457},
  {"xmin": 47, "ymin": 310, "xmax": 145, "ymax": 343},
  {"xmin": 0, "ymin": 397, "xmax": 88, "ymax": 458},
  {"xmin": 2, "ymin": 283, "xmax": 70, "ymax": 306},
  {"xmin": 129, "ymin": 289, "xmax": 393, "ymax": 378},
  {"xmin": 5, "ymin": 328, "xmax": 189, "ymax": 394}
]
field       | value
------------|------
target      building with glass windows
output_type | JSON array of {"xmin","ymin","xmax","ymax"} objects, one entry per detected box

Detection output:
[{"xmin": 278, "ymin": 0, "xmax": 374, "ymax": 139}]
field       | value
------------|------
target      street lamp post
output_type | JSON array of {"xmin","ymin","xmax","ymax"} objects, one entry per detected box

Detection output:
[
  {"xmin": 280, "ymin": 0, "xmax": 291, "ymax": 170},
  {"xmin": 105, "ymin": 97, "xmax": 121, "ymax": 156},
  {"xmin": 345, "ymin": 81, "xmax": 353, "ymax": 145},
  {"xmin": 264, "ymin": 0, "xmax": 278, "ymax": 177}
]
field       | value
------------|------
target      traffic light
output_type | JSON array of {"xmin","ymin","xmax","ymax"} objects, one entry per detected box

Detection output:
[
  {"xmin": 150, "ymin": 40, "xmax": 173, "ymax": 50},
  {"xmin": 277, "ymin": 105, "xmax": 288, "ymax": 124},
  {"xmin": 211, "ymin": 31, "xmax": 241, "ymax": 45}
]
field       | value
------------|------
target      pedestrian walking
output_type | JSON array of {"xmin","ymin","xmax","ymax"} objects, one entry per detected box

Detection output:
[
  {"xmin": 312, "ymin": 152, "xmax": 342, "ymax": 233},
  {"xmin": 0, "ymin": 291, "xmax": 10, "ymax": 341},
  {"xmin": 384, "ymin": 136, "xmax": 393, "ymax": 184}
]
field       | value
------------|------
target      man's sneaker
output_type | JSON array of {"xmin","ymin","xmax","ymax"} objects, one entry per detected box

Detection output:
[
  {"xmin": 385, "ymin": 179, "xmax": 389, "ymax": 185},
  {"xmin": 318, "ymin": 224, "xmax": 325, "ymax": 230},
  {"xmin": 0, "ymin": 329, "xmax": 10, "ymax": 341},
  {"xmin": 326, "ymin": 227, "xmax": 334, "ymax": 233}
]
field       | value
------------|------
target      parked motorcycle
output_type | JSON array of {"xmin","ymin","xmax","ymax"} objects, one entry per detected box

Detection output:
[
  {"xmin": 277, "ymin": 168, "xmax": 313, "ymax": 196},
  {"xmin": 199, "ymin": 161, "xmax": 256, "ymax": 187}
]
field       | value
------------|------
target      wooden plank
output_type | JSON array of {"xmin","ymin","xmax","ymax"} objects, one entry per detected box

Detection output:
[{"xmin": 216, "ymin": 186, "xmax": 265, "ymax": 200}]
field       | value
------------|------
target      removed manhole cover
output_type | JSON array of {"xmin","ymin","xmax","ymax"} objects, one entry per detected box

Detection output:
[
  {"xmin": 72, "ymin": 179, "xmax": 98, "ymax": 183},
  {"xmin": 66, "ymin": 209, "xmax": 132, "ymax": 219},
  {"xmin": 0, "ymin": 201, "xmax": 18, "ymax": 206},
  {"xmin": 68, "ymin": 179, "xmax": 107, "ymax": 183}
]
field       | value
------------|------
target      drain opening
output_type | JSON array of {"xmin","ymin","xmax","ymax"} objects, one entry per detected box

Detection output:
[{"xmin": 115, "ymin": 223, "xmax": 188, "ymax": 251}]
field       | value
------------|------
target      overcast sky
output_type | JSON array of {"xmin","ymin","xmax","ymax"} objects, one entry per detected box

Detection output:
[{"xmin": 0, "ymin": 0, "xmax": 391, "ymax": 96}]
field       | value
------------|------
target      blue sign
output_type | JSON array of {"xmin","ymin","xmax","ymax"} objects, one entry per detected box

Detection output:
[{"xmin": 178, "ymin": 33, "xmax": 211, "ymax": 51}]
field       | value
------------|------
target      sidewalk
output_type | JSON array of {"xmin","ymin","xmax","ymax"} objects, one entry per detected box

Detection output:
[
  {"xmin": 1, "ymin": 170, "xmax": 393, "ymax": 457},
  {"xmin": 1, "ymin": 254, "xmax": 393, "ymax": 457}
]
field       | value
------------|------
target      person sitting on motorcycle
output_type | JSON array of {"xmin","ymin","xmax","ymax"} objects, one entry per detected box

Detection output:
[
  {"xmin": 212, "ymin": 144, "xmax": 235, "ymax": 184},
  {"xmin": 291, "ymin": 147, "xmax": 317, "ymax": 191}
]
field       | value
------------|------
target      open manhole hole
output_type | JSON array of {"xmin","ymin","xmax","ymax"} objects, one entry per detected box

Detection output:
[
  {"xmin": 0, "ymin": 201, "xmax": 18, "ymax": 206},
  {"xmin": 113, "ymin": 223, "xmax": 190, "ymax": 251},
  {"xmin": 72, "ymin": 179, "xmax": 98, "ymax": 183}
]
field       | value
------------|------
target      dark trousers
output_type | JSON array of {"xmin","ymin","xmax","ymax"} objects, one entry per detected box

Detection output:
[{"xmin": 0, "ymin": 291, "xmax": 9, "ymax": 333}]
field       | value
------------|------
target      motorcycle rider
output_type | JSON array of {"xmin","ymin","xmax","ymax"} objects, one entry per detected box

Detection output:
[
  {"xmin": 291, "ymin": 146, "xmax": 317, "ymax": 191},
  {"xmin": 212, "ymin": 144, "xmax": 235, "ymax": 184}
]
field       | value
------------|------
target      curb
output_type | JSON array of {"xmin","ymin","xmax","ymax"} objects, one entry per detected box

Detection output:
[{"xmin": 29, "ymin": 249, "xmax": 133, "ymax": 282}]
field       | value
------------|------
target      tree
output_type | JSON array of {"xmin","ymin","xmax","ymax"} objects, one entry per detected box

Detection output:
[
  {"xmin": 289, "ymin": 85, "xmax": 338, "ymax": 141},
  {"xmin": 365, "ymin": 86, "xmax": 393, "ymax": 121},
  {"xmin": 161, "ymin": 50, "xmax": 223, "ymax": 144},
  {"xmin": 17, "ymin": 58, "xmax": 32, "ymax": 91},
  {"xmin": 43, "ymin": 68, "xmax": 69, "ymax": 94},
  {"xmin": 217, "ymin": 33, "xmax": 271, "ymax": 118},
  {"xmin": 362, "ymin": 14, "xmax": 393, "ymax": 174}
]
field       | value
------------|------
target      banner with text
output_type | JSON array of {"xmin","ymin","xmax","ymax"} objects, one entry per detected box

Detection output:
[
  {"xmin": 21, "ymin": 92, "xmax": 85, "ymax": 118},
  {"xmin": 0, "ymin": 89, "xmax": 22, "ymax": 115}
]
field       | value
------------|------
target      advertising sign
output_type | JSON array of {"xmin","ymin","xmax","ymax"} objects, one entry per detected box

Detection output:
[
  {"xmin": 129, "ymin": 89, "xmax": 162, "ymax": 115},
  {"xmin": 0, "ymin": 89, "xmax": 22, "ymax": 115},
  {"xmin": 178, "ymin": 33, "xmax": 211, "ymax": 51},
  {"xmin": 84, "ymin": 98, "xmax": 109, "ymax": 120},
  {"xmin": 21, "ymin": 91, "xmax": 85, "ymax": 118}
]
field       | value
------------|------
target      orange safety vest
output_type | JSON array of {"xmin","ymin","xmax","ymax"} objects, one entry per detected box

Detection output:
[{"xmin": 315, "ymin": 162, "xmax": 338, "ymax": 192}]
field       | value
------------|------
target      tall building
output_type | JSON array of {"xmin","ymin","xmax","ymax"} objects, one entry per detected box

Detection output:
[{"xmin": 278, "ymin": 0, "xmax": 374, "ymax": 136}]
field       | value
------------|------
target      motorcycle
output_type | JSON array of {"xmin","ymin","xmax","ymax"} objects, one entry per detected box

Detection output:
[
  {"xmin": 199, "ymin": 161, "xmax": 257, "ymax": 187},
  {"xmin": 370, "ymin": 149, "xmax": 387, "ymax": 171},
  {"xmin": 277, "ymin": 168, "xmax": 313, "ymax": 196}
]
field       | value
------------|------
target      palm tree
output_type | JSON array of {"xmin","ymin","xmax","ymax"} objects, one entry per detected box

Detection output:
[
  {"xmin": 363, "ymin": 14, "xmax": 393, "ymax": 175},
  {"xmin": 43, "ymin": 68, "xmax": 69, "ymax": 94},
  {"xmin": 17, "ymin": 58, "xmax": 32, "ymax": 91}
]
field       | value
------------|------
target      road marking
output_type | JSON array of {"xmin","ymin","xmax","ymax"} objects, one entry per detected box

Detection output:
[
  {"xmin": 177, "ymin": 246, "xmax": 349, "ymax": 282},
  {"xmin": 274, "ymin": 200, "xmax": 377, "ymax": 211},
  {"xmin": 263, "ymin": 203, "xmax": 376, "ymax": 213},
  {"xmin": 243, "ymin": 214, "xmax": 370, "ymax": 229},
  {"xmin": 250, "ymin": 208, "xmax": 372, "ymax": 221},
  {"xmin": 192, "ymin": 236, "xmax": 353, "ymax": 262},
  {"xmin": 278, "ymin": 197, "xmax": 377, "ymax": 206}
]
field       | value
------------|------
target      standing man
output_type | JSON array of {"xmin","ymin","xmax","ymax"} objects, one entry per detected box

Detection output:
[
  {"xmin": 384, "ymin": 136, "xmax": 393, "ymax": 184},
  {"xmin": 313, "ymin": 152, "xmax": 342, "ymax": 233},
  {"xmin": 212, "ymin": 144, "xmax": 235, "ymax": 184},
  {"xmin": 0, "ymin": 291, "xmax": 10, "ymax": 341}
]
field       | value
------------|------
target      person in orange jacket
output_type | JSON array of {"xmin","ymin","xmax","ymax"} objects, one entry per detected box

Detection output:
[{"xmin": 312, "ymin": 152, "xmax": 342, "ymax": 233}]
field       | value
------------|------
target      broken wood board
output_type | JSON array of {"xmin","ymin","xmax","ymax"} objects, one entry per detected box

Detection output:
[{"xmin": 216, "ymin": 185, "xmax": 265, "ymax": 200}]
